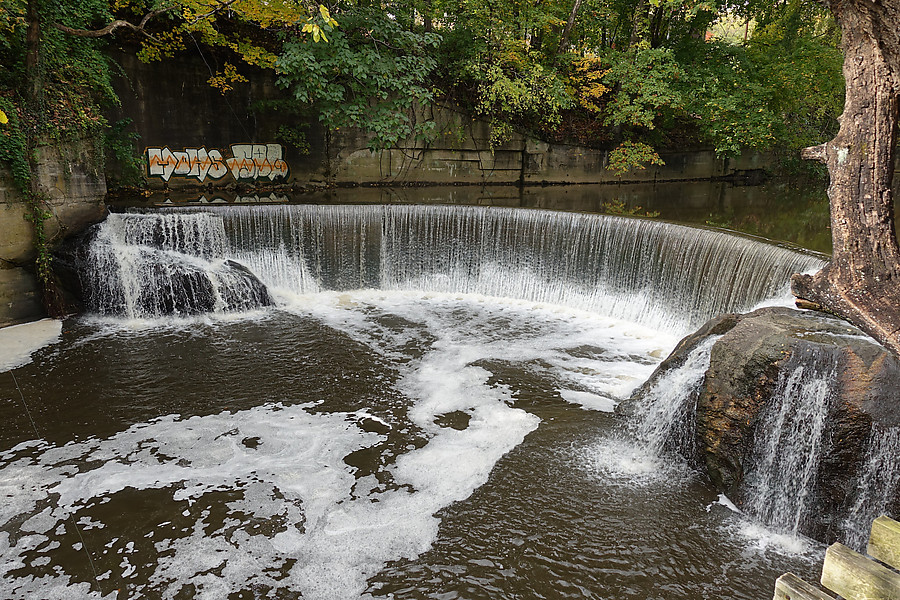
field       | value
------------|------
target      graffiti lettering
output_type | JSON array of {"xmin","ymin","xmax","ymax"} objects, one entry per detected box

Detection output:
[
  {"xmin": 227, "ymin": 144, "xmax": 289, "ymax": 181},
  {"xmin": 146, "ymin": 144, "xmax": 289, "ymax": 183}
]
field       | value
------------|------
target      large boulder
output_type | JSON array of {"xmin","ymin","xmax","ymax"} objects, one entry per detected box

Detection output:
[{"xmin": 629, "ymin": 306, "xmax": 900, "ymax": 543}]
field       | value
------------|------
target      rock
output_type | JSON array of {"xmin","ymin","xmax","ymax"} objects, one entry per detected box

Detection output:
[
  {"xmin": 629, "ymin": 306, "xmax": 900, "ymax": 543},
  {"xmin": 54, "ymin": 229, "xmax": 273, "ymax": 317}
]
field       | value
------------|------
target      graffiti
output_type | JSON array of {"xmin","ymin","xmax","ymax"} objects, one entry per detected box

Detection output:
[
  {"xmin": 146, "ymin": 144, "xmax": 290, "ymax": 183},
  {"xmin": 147, "ymin": 148, "xmax": 228, "ymax": 182},
  {"xmin": 227, "ymin": 145, "xmax": 290, "ymax": 181}
]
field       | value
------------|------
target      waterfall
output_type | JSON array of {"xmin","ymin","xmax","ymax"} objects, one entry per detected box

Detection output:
[
  {"xmin": 218, "ymin": 205, "xmax": 823, "ymax": 334},
  {"xmin": 83, "ymin": 212, "xmax": 272, "ymax": 318},
  {"xmin": 841, "ymin": 426, "xmax": 900, "ymax": 550},
  {"xmin": 628, "ymin": 335, "xmax": 720, "ymax": 458},
  {"xmin": 79, "ymin": 205, "xmax": 824, "ymax": 328},
  {"xmin": 742, "ymin": 347, "xmax": 837, "ymax": 536}
]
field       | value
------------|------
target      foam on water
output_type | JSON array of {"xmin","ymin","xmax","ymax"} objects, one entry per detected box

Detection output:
[
  {"xmin": 10, "ymin": 203, "xmax": 836, "ymax": 592},
  {"xmin": 559, "ymin": 389, "xmax": 617, "ymax": 412},
  {"xmin": 3, "ymin": 398, "xmax": 528, "ymax": 599},
  {"xmin": 1, "ymin": 290, "xmax": 674, "ymax": 598},
  {"xmin": 0, "ymin": 319, "xmax": 62, "ymax": 373},
  {"xmin": 575, "ymin": 436, "xmax": 692, "ymax": 486},
  {"xmin": 730, "ymin": 520, "xmax": 818, "ymax": 556},
  {"xmin": 707, "ymin": 496, "xmax": 819, "ymax": 557}
]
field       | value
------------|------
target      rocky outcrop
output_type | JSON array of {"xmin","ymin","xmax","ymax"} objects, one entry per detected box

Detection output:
[{"xmin": 631, "ymin": 306, "xmax": 900, "ymax": 543}]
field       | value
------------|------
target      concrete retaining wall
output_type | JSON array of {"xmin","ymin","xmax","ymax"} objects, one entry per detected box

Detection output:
[
  {"xmin": 0, "ymin": 140, "xmax": 106, "ymax": 327},
  {"xmin": 106, "ymin": 51, "xmax": 779, "ymax": 189}
]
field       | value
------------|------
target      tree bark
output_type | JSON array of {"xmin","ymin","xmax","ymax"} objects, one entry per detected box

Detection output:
[
  {"xmin": 792, "ymin": 0, "xmax": 900, "ymax": 356},
  {"xmin": 53, "ymin": 5, "xmax": 176, "ymax": 38},
  {"xmin": 556, "ymin": 0, "xmax": 584, "ymax": 56},
  {"xmin": 25, "ymin": 0, "xmax": 41, "ymax": 109},
  {"xmin": 630, "ymin": 0, "xmax": 650, "ymax": 46}
]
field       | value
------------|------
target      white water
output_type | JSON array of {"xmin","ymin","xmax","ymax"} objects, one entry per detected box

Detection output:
[
  {"xmin": 743, "ymin": 348, "xmax": 837, "ymax": 536},
  {"xmin": 82, "ymin": 206, "xmax": 825, "ymax": 335},
  {"xmin": 84, "ymin": 213, "xmax": 270, "ymax": 318},
  {"xmin": 841, "ymin": 426, "xmax": 900, "ymax": 550},
  {"xmin": 628, "ymin": 335, "xmax": 721, "ymax": 457},
  {"xmin": 1, "ymin": 291, "xmax": 674, "ymax": 599},
  {"xmin": 0, "ymin": 319, "xmax": 62, "ymax": 373},
  {"xmin": 3, "ymin": 205, "xmax": 845, "ymax": 597}
]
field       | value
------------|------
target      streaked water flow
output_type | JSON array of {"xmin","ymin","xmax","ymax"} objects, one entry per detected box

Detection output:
[
  {"xmin": 742, "ymin": 347, "xmax": 837, "ymax": 536},
  {"xmin": 84, "ymin": 205, "xmax": 824, "ymax": 334},
  {"xmin": 628, "ymin": 335, "xmax": 721, "ymax": 458},
  {"xmin": 842, "ymin": 426, "xmax": 900, "ymax": 550}
]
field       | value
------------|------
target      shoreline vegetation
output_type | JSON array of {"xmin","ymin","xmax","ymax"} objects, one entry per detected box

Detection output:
[{"xmin": 1, "ymin": 0, "xmax": 844, "ymax": 190}]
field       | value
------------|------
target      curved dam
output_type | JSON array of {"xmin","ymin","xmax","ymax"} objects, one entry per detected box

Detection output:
[{"xmin": 78, "ymin": 204, "xmax": 825, "ymax": 332}]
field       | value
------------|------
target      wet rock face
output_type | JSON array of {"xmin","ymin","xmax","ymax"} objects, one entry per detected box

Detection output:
[
  {"xmin": 54, "ymin": 229, "xmax": 273, "ymax": 317},
  {"xmin": 636, "ymin": 307, "xmax": 900, "ymax": 543}
]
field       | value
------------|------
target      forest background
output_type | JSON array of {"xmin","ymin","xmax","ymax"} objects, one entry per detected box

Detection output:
[{"xmin": 0, "ymin": 0, "xmax": 845, "ymax": 186}]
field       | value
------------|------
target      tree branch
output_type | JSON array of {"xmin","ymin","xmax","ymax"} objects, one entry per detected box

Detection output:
[
  {"xmin": 53, "ymin": 5, "xmax": 176, "ymax": 39},
  {"xmin": 801, "ymin": 143, "xmax": 827, "ymax": 163},
  {"xmin": 186, "ymin": 0, "xmax": 240, "ymax": 25},
  {"xmin": 556, "ymin": 0, "xmax": 584, "ymax": 56}
]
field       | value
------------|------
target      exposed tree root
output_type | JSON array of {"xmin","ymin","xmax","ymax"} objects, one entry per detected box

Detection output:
[{"xmin": 792, "ymin": 268, "xmax": 900, "ymax": 357}]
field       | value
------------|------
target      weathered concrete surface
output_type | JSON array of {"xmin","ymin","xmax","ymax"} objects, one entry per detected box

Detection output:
[
  {"xmin": 0, "ymin": 268, "xmax": 41, "ymax": 325},
  {"xmin": 34, "ymin": 142, "xmax": 107, "ymax": 245},
  {"xmin": 0, "ymin": 139, "xmax": 106, "ymax": 327},
  {"xmin": 106, "ymin": 51, "xmax": 779, "ymax": 188},
  {"xmin": 108, "ymin": 50, "xmax": 327, "ymax": 189},
  {"xmin": 630, "ymin": 307, "xmax": 900, "ymax": 543},
  {"xmin": 321, "ymin": 103, "xmax": 777, "ymax": 186}
]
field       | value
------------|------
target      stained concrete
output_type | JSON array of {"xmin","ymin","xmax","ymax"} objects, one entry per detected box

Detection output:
[{"xmin": 0, "ymin": 139, "xmax": 106, "ymax": 327}]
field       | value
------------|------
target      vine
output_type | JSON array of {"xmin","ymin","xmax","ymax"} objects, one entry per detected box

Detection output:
[
  {"xmin": 0, "ymin": 95, "xmax": 61, "ymax": 311},
  {"xmin": 0, "ymin": 96, "xmax": 31, "ymax": 193},
  {"xmin": 24, "ymin": 198, "xmax": 53, "ymax": 288}
]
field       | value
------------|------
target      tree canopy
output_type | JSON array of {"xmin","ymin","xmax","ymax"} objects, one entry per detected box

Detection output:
[{"xmin": 0, "ymin": 0, "xmax": 845, "ymax": 171}]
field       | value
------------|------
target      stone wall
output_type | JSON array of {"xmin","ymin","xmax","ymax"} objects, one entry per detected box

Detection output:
[
  {"xmin": 0, "ymin": 140, "xmax": 106, "ymax": 327},
  {"xmin": 106, "ymin": 51, "xmax": 779, "ymax": 189}
]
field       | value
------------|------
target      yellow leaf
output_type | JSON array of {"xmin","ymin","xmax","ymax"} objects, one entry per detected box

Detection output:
[
  {"xmin": 319, "ymin": 5, "xmax": 330, "ymax": 20},
  {"xmin": 0, "ymin": 110, "xmax": 7, "ymax": 125}
]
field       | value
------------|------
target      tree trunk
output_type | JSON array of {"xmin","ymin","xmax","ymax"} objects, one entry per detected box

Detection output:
[
  {"xmin": 25, "ymin": 0, "xmax": 41, "ymax": 109},
  {"xmin": 630, "ymin": 0, "xmax": 650, "ymax": 46},
  {"xmin": 556, "ymin": 0, "xmax": 584, "ymax": 56},
  {"xmin": 792, "ymin": 0, "xmax": 900, "ymax": 356}
]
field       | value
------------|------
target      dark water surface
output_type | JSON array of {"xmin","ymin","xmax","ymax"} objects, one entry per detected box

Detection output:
[
  {"xmin": 1, "ymin": 296, "xmax": 821, "ymax": 599},
  {"xmin": 121, "ymin": 178, "xmax": 835, "ymax": 254}
]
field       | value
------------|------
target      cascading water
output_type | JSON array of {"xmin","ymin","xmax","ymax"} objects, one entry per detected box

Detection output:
[
  {"xmin": 620, "ymin": 312, "xmax": 899, "ymax": 550},
  {"xmin": 84, "ymin": 212, "xmax": 271, "ymax": 318},
  {"xmin": 741, "ymin": 347, "xmax": 837, "ymax": 536},
  {"xmin": 80, "ymin": 205, "xmax": 825, "ymax": 332},
  {"xmin": 2, "ymin": 202, "xmax": 856, "ymax": 599},
  {"xmin": 628, "ymin": 335, "xmax": 720, "ymax": 458},
  {"xmin": 74, "ymin": 205, "xmax": 896, "ymax": 548},
  {"xmin": 841, "ymin": 426, "xmax": 900, "ymax": 550}
]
